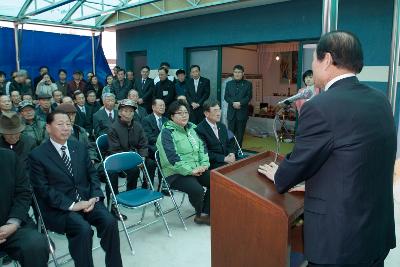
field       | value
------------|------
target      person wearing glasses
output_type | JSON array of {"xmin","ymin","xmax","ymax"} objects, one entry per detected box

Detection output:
[{"xmin": 156, "ymin": 100, "xmax": 211, "ymax": 225}]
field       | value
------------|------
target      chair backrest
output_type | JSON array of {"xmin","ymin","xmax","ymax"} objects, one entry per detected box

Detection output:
[
  {"xmin": 96, "ymin": 134, "xmax": 109, "ymax": 161},
  {"xmin": 227, "ymin": 129, "xmax": 244, "ymax": 157},
  {"xmin": 104, "ymin": 152, "xmax": 143, "ymax": 173}
]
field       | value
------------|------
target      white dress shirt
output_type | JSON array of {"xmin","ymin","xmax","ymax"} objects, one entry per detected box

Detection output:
[
  {"xmin": 324, "ymin": 73, "xmax": 356, "ymax": 91},
  {"xmin": 194, "ymin": 78, "xmax": 200, "ymax": 93},
  {"xmin": 206, "ymin": 118, "xmax": 219, "ymax": 139},
  {"xmin": 105, "ymin": 108, "xmax": 114, "ymax": 119},
  {"xmin": 50, "ymin": 138, "xmax": 70, "ymax": 158}
]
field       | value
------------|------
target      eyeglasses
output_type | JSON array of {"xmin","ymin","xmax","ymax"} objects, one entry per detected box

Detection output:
[{"xmin": 174, "ymin": 111, "xmax": 189, "ymax": 116}]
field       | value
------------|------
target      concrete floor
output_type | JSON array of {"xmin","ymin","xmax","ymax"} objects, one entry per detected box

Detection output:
[{"xmin": 47, "ymin": 192, "xmax": 400, "ymax": 267}]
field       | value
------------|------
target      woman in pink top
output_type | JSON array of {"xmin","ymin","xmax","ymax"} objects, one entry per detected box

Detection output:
[{"xmin": 295, "ymin": 70, "xmax": 321, "ymax": 114}]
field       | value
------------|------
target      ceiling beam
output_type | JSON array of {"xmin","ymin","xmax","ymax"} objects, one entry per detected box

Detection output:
[
  {"xmin": 71, "ymin": 0, "xmax": 160, "ymax": 22},
  {"xmin": 17, "ymin": 0, "xmax": 34, "ymax": 18},
  {"xmin": 24, "ymin": 0, "xmax": 76, "ymax": 17},
  {"xmin": 61, "ymin": 0, "xmax": 86, "ymax": 23}
]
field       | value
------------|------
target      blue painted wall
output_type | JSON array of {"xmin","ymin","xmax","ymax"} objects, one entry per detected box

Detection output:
[{"xmin": 117, "ymin": 0, "xmax": 323, "ymax": 69}]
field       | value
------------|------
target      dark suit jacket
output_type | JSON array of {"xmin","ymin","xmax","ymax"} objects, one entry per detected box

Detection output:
[
  {"xmin": 274, "ymin": 77, "xmax": 396, "ymax": 264},
  {"xmin": 153, "ymin": 79, "xmax": 176, "ymax": 107},
  {"xmin": 93, "ymin": 108, "xmax": 118, "ymax": 138},
  {"xmin": 185, "ymin": 77, "xmax": 210, "ymax": 106},
  {"xmin": 135, "ymin": 78, "xmax": 155, "ymax": 112},
  {"xmin": 29, "ymin": 140, "xmax": 104, "ymax": 232},
  {"xmin": 134, "ymin": 106, "xmax": 148, "ymax": 124},
  {"xmin": 224, "ymin": 79, "xmax": 252, "ymax": 121},
  {"xmin": 75, "ymin": 104, "xmax": 92, "ymax": 133},
  {"xmin": 141, "ymin": 113, "xmax": 167, "ymax": 155},
  {"xmin": 195, "ymin": 119, "xmax": 235, "ymax": 169},
  {"xmin": 0, "ymin": 149, "xmax": 31, "ymax": 226}
]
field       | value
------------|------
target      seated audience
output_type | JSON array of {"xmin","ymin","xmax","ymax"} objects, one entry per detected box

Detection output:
[
  {"xmin": 93, "ymin": 93, "xmax": 117, "ymax": 138},
  {"xmin": 35, "ymin": 93, "xmax": 53, "ymax": 121},
  {"xmin": 73, "ymin": 90, "xmax": 92, "ymax": 134},
  {"xmin": 33, "ymin": 66, "xmax": 51, "ymax": 89},
  {"xmin": 111, "ymin": 69, "xmax": 131, "ymax": 101},
  {"xmin": 0, "ymin": 148, "xmax": 49, "ymax": 267},
  {"xmin": 135, "ymin": 66, "xmax": 154, "ymax": 113},
  {"xmin": 10, "ymin": 90, "xmax": 21, "ymax": 111},
  {"xmin": 102, "ymin": 75, "xmax": 114, "ymax": 96},
  {"xmin": 0, "ymin": 112, "xmax": 36, "ymax": 169},
  {"xmin": 29, "ymin": 110, "xmax": 122, "ymax": 267},
  {"xmin": 153, "ymin": 67, "xmax": 176, "ymax": 108},
  {"xmin": 56, "ymin": 69, "xmax": 68, "ymax": 96},
  {"xmin": 0, "ymin": 71, "xmax": 6, "ymax": 95},
  {"xmin": 55, "ymin": 103, "xmax": 99, "ymax": 162},
  {"xmin": 156, "ymin": 100, "xmax": 210, "ymax": 225},
  {"xmin": 107, "ymin": 99, "xmax": 157, "ymax": 219},
  {"xmin": 67, "ymin": 70, "xmax": 86, "ymax": 97},
  {"xmin": 86, "ymin": 75, "xmax": 103, "ymax": 101},
  {"xmin": 62, "ymin": 96, "xmax": 74, "ymax": 105},
  {"xmin": 35, "ymin": 73, "xmax": 57, "ymax": 97},
  {"xmin": 9, "ymin": 70, "xmax": 31, "ymax": 96},
  {"xmin": 175, "ymin": 69, "xmax": 187, "ymax": 97},
  {"xmin": 128, "ymin": 89, "xmax": 148, "ymax": 123},
  {"xmin": 19, "ymin": 100, "xmax": 47, "ymax": 146},
  {"xmin": 126, "ymin": 70, "xmax": 136, "ymax": 89},
  {"xmin": 196, "ymin": 100, "xmax": 236, "ymax": 169},
  {"xmin": 142, "ymin": 99, "xmax": 167, "ymax": 158},
  {"xmin": 153, "ymin": 62, "xmax": 175, "ymax": 84},
  {"xmin": 0, "ymin": 95, "xmax": 13, "ymax": 114},
  {"xmin": 51, "ymin": 89, "xmax": 63, "ymax": 110}
]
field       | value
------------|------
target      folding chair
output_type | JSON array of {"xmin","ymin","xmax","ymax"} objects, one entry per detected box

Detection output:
[
  {"xmin": 31, "ymin": 192, "xmax": 59, "ymax": 267},
  {"xmin": 96, "ymin": 134, "xmax": 131, "ymax": 201},
  {"xmin": 103, "ymin": 151, "xmax": 172, "ymax": 255},
  {"xmin": 227, "ymin": 129, "xmax": 246, "ymax": 159},
  {"xmin": 154, "ymin": 150, "xmax": 187, "ymax": 230}
]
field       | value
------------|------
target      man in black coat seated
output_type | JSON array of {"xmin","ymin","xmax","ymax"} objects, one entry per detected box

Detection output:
[
  {"xmin": 0, "ymin": 147, "xmax": 49, "ymax": 267},
  {"xmin": 195, "ymin": 100, "xmax": 236, "ymax": 170},
  {"xmin": 29, "ymin": 110, "xmax": 122, "ymax": 267},
  {"xmin": 107, "ymin": 99, "xmax": 157, "ymax": 219}
]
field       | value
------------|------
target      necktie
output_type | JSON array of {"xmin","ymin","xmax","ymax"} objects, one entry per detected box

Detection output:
[
  {"xmin": 157, "ymin": 117, "xmax": 163, "ymax": 130},
  {"xmin": 142, "ymin": 79, "xmax": 146, "ymax": 89},
  {"xmin": 108, "ymin": 112, "xmax": 113, "ymax": 121},
  {"xmin": 61, "ymin": 146, "xmax": 73, "ymax": 176}
]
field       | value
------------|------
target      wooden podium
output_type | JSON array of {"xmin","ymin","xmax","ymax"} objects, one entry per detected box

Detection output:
[{"xmin": 211, "ymin": 151, "xmax": 304, "ymax": 267}]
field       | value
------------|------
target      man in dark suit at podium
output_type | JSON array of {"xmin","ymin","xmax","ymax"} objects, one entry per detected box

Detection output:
[
  {"xmin": 258, "ymin": 31, "xmax": 396, "ymax": 266},
  {"xmin": 196, "ymin": 99, "xmax": 236, "ymax": 169},
  {"xmin": 185, "ymin": 65, "xmax": 210, "ymax": 124}
]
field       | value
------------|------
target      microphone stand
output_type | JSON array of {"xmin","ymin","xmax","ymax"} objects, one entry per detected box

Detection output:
[{"xmin": 273, "ymin": 104, "xmax": 292, "ymax": 163}]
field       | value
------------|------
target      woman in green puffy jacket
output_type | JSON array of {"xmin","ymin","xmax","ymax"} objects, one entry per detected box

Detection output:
[{"xmin": 156, "ymin": 100, "xmax": 211, "ymax": 225}]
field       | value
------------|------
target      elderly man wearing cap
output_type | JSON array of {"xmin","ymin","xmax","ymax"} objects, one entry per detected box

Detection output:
[
  {"xmin": 67, "ymin": 70, "xmax": 87, "ymax": 97},
  {"xmin": 55, "ymin": 103, "xmax": 99, "ymax": 162},
  {"xmin": 35, "ymin": 93, "xmax": 53, "ymax": 122},
  {"xmin": 0, "ymin": 112, "xmax": 36, "ymax": 169},
  {"xmin": 107, "ymin": 99, "xmax": 156, "ymax": 219},
  {"xmin": 19, "ymin": 100, "xmax": 47, "ymax": 146}
]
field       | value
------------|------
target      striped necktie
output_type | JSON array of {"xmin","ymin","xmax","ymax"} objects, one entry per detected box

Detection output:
[{"xmin": 61, "ymin": 146, "xmax": 73, "ymax": 176}]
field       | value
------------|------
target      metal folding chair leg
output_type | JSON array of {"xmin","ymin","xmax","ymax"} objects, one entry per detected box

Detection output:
[
  {"xmin": 115, "ymin": 204, "xmax": 135, "ymax": 255},
  {"xmin": 154, "ymin": 201, "xmax": 172, "ymax": 237}
]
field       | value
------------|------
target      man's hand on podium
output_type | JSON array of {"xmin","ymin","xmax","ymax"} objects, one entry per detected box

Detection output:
[
  {"xmin": 258, "ymin": 162, "xmax": 279, "ymax": 183},
  {"xmin": 288, "ymin": 184, "xmax": 305, "ymax": 192}
]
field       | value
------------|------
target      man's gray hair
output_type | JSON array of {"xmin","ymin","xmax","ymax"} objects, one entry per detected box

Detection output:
[
  {"xmin": 17, "ymin": 69, "xmax": 28, "ymax": 77},
  {"xmin": 102, "ymin": 93, "xmax": 116, "ymax": 101}
]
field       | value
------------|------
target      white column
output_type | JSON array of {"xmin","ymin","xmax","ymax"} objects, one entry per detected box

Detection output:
[
  {"xmin": 91, "ymin": 31, "xmax": 96, "ymax": 74},
  {"xmin": 388, "ymin": 0, "xmax": 400, "ymax": 114},
  {"xmin": 322, "ymin": 0, "xmax": 339, "ymax": 34},
  {"xmin": 13, "ymin": 22, "xmax": 21, "ymax": 71}
]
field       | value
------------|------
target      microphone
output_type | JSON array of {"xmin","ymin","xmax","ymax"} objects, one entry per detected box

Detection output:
[{"xmin": 277, "ymin": 88, "xmax": 314, "ymax": 106}]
